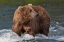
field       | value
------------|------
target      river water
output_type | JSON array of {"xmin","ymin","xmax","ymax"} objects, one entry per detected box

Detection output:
[{"xmin": 0, "ymin": 0, "xmax": 64, "ymax": 42}]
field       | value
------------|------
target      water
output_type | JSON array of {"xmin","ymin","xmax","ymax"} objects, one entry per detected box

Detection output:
[
  {"xmin": 0, "ymin": 22, "xmax": 64, "ymax": 42},
  {"xmin": 0, "ymin": 0, "xmax": 64, "ymax": 42}
]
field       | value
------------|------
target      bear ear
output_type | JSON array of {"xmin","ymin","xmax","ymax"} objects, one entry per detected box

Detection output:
[
  {"xmin": 17, "ymin": 6, "xmax": 27, "ymax": 12},
  {"xmin": 17, "ymin": 6, "xmax": 24, "ymax": 11},
  {"xmin": 28, "ymin": 4, "xmax": 32, "ymax": 6},
  {"xmin": 18, "ymin": 6, "xmax": 23, "ymax": 10},
  {"xmin": 21, "ymin": 7, "xmax": 27, "ymax": 11}
]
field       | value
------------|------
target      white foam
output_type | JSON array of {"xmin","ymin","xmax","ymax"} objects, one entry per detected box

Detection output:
[
  {"xmin": 22, "ymin": 34, "xmax": 34, "ymax": 40},
  {"xmin": 0, "ymin": 29, "xmax": 21, "ymax": 42},
  {"xmin": 57, "ymin": 36, "xmax": 64, "ymax": 41},
  {"xmin": 0, "ymin": 29, "xmax": 48, "ymax": 42},
  {"xmin": 35, "ymin": 34, "xmax": 48, "ymax": 39}
]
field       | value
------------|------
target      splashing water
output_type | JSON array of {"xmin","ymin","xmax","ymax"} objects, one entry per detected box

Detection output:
[
  {"xmin": 0, "ymin": 22, "xmax": 64, "ymax": 42},
  {"xmin": 0, "ymin": 29, "xmax": 49, "ymax": 42}
]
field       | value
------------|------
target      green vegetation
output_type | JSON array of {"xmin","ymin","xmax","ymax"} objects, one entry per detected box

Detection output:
[{"xmin": 0, "ymin": 0, "xmax": 64, "ymax": 6}]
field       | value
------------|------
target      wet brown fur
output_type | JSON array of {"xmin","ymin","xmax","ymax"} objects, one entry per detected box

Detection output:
[{"xmin": 12, "ymin": 4, "xmax": 50, "ymax": 36}]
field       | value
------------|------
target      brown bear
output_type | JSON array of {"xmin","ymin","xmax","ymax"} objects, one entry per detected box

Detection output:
[{"xmin": 12, "ymin": 4, "xmax": 50, "ymax": 36}]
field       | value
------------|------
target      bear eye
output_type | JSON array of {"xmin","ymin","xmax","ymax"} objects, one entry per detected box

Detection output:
[{"xmin": 30, "ymin": 9, "xmax": 32, "ymax": 13}]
